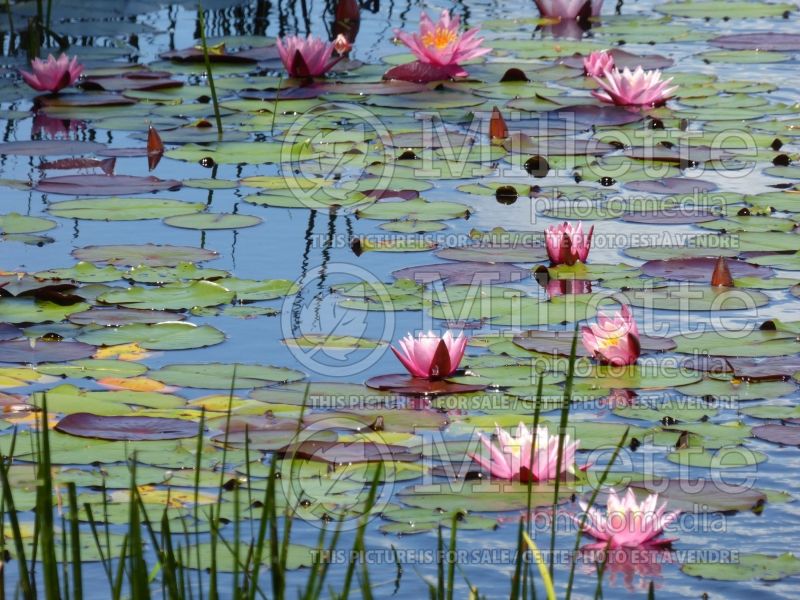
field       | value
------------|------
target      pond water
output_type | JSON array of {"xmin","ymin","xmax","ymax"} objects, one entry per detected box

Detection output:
[{"xmin": 1, "ymin": 0, "xmax": 800, "ymax": 598}]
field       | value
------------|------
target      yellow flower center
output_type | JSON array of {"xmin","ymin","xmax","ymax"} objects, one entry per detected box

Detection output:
[
  {"xmin": 421, "ymin": 27, "xmax": 457, "ymax": 50},
  {"xmin": 597, "ymin": 335, "xmax": 621, "ymax": 350}
]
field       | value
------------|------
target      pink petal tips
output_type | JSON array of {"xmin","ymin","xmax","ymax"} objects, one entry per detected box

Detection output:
[
  {"xmin": 592, "ymin": 66, "xmax": 677, "ymax": 107},
  {"xmin": 545, "ymin": 221, "xmax": 594, "ymax": 266},
  {"xmin": 276, "ymin": 35, "xmax": 345, "ymax": 78},
  {"xmin": 574, "ymin": 488, "xmax": 680, "ymax": 549},
  {"xmin": 390, "ymin": 330, "xmax": 466, "ymax": 379},
  {"xmin": 19, "ymin": 53, "xmax": 83, "ymax": 93},
  {"xmin": 468, "ymin": 423, "xmax": 580, "ymax": 483}
]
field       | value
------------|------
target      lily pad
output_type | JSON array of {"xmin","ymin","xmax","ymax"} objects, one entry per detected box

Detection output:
[
  {"xmin": 98, "ymin": 281, "xmax": 234, "ymax": 310},
  {"xmin": 163, "ymin": 213, "xmax": 262, "ymax": 230},
  {"xmin": 149, "ymin": 363, "xmax": 305, "ymax": 389},
  {"xmin": 0, "ymin": 339, "xmax": 96, "ymax": 363},
  {"xmin": 73, "ymin": 244, "xmax": 219, "ymax": 266},
  {"xmin": 35, "ymin": 175, "xmax": 181, "ymax": 196},
  {"xmin": 48, "ymin": 197, "xmax": 204, "ymax": 220},
  {"xmin": 55, "ymin": 413, "xmax": 199, "ymax": 441},
  {"xmin": 68, "ymin": 307, "xmax": 185, "ymax": 326},
  {"xmin": 682, "ymin": 553, "xmax": 800, "ymax": 582},
  {"xmin": 77, "ymin": 322, "xmax": 225, "ymax": 350},
  {"xmin": 752, "ymin": 424, "xmax": 800, "ymax": 446}
]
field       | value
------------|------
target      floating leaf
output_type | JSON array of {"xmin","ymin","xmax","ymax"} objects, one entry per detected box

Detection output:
[
  {"xmin": 162, "ymin": 212, "xmax": 262, "ymax": 230},
  {"xmin": 56, "ymin": 413, "xmax": 198, "ymax": 440},
  {"xmin": 98, "ymin": 281, "xmax": 234, "ymax": 310},
  {"xmin": 77, "ymin": 322, "xmax": 225, "ymax": 350},
  {"xmin": 149, "ymin": 363, "xmax": 305, "ymax": 389},
  {"xmin": 73, "ymin": 244, "xmax": 219, "ymax": 266},
  {"xmin": 0, "ymin": 340, "xmax": 96, "ymax": 364},
  {"xmin": 35, "ymin": 175, "xmax": 181, "ymax": 196},
  {"xmin": 48, "ymin": 197, "xmax": 204, "ymax": 220},
  {"xmin": 682, "ymin": 553, "xmax": 800, "ymax": 582}
]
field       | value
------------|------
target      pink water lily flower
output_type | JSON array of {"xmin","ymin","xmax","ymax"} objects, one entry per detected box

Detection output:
[
  {"xmin": 545, "ymin": 221, "xmax": 594, "ymax": 266},
  {"xmin": 20, "ymin": 53, "xmax": 83, "ymax": 93},
  {"xmin": 391, "ymin": 330, "xmax": 466, "ymax": 379},
  {"xmin": 581, "ymin": 304, "xmax": 640, "ymax": 366},
  {"xmin": 583, "ymin": 50, "xmax": 614, "ymax": 77},
  {"xmin": 535, "ymin": 0, "xmax": 603, "ymax": 19},
  {"xmin": 592, "ymin": 66, "xmax": 677, "ymax": 107},
  {"xmin": 469, "ymin": 423, "xmax": 580, "ymax": 482},
  {"xmin": 394, "ymin": 10, "xmax": 490, "ymax": 77},
  {"xmin": 574, "ymin": 488, "xmax": 680, "ymax": 549},
  {"xmin": 276, "ymin": 35, "xmax": 344, "ymax": 77}
]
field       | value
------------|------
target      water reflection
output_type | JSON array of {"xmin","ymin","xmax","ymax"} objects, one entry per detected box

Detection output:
[{"xmin": 31, "ymin": 113, "xmax": 86, "ymax": 139}]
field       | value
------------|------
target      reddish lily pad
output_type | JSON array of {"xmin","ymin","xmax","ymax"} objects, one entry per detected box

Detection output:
[
  {"xmin": 552, "ymin": 105, "xmax": 644, "ymax": 126},
  {"xmin": 35, "ymin": 175, "xmax": 182, "ymax": 196},
  {"xmin": 38, "ymin": 93, "xmax": 137, "ymax": 108},
  {"xmin": 641, "ymin": 257, "xmax": 773, "ymax": 282},
  {"xmin": 0, "ymin": 324, "xmax": 22, "ymax": 341},
  {"xmin": 160, "ymin": 46, "xmax": 258, "ymax": 64},
  {"xmin": 80, "ymin": 72, "xmax": 182, "ymax": 92},
  {"xmin": 392, "ymin": 262, "xmax": 530, "ymax": 285},
  {"xmin": 55, "ymin": 413, "xmax": 199, "ymax": 441},
  {"xmin": 621, "ymin": 209, "xmax": 718, "ymax": 224},
  {"xmin": 630, "ymin": 479, "xmax": 766, "ymax": 513},
  {"xmin": 752, "ymin": 424, "xmax": 800, "ymax": 446},
  {"xmin": 711, "ymin": 33, "xmax": 800, "ymax": 52},
  {"xmin": 726, "ymin": 356, "xmax": 800, "ymax": 382},
  {"xmin": 383, "ymin": 61, "xmax": 466, "ymax": 83},
  {"xmin": 625, "ymin": 178, "xmax": 717, "ymax": 194},
  {"xmin": 365, "ymin": 374, "xmax": 487, "ymax": 396},
  {"xmin": 68, "ymin": 307, "xmax": 185, "ymax": 326},
  {"xmin": 0, "ymin": 140, "xmax": 106, "ymax": 155},
  {"xmin": 0, "ymin": 340, "xmax": 96, "ymax": 363}
]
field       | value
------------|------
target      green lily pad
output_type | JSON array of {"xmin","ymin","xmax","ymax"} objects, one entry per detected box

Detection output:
[
  {"xmin": 673, "ymin": 330, "xmax": 800, "ymax": 357},
  {"xmin": 77, "ymin": 322, "xmax": 225, "ymax": 350},
  {"xmin": 149, "ymin": 363, "xmax": 305, "ymax": 389},
  {"xmin": 215, "ymin": 278, "xmax": 298, "ymax": 301},
  {"xmin": 619, "ymin": 285, "xmax": 769, "ymax": 311},
  {"xmin": 36, "ymin": 359, "xmax": 147, "ymax": 379},
  {"xmin": 125, "ymin": 263, "xmax": 230, "ymax": 283},
  {"xmin": 165, "ymin": 141, "xmax": 315, "ymax": 165},
  {"xmin": 576, "ymin": 364, "xmax": 702, "ymax": 390},
  {"xmin": 0, "ymin": 212, "xmax": 57, "ymax": 234},
  {"xmin": 30, "ymin": 384, "xmax": 186, "ymax": 415},
  {"xmin": 34, "ymin": 262, "xmax": 123, "ymax": 283},
  {"xmin": 614, "ymin": 399, "xmax": 717, "ymax": 423},
  {"xmin": 163, "ymin": 212, "xmax": 262, "ymax": 230},
  {"xmin": 47, "ymin": 197, "xmax": 205, "ymax": 220},
  {"xmin": 666, "ymin": 447, "xmax": 767, "ymax": 468},
  {"xmin": 678, "ymin": 378, "xmax": 797, "ymax": 402},
  {"xmin": 398, "ymin": 481, "xmax": 572, "ymax": 512},
  {"xmin": 356, "ymin": 198, "xmax": 471, "ymax": 221},
  {"xmin": 681, "ymin": 553, "xmax": 800, "ymax": 582},
  {"xmin": 98, "ymin": 281, "xmax": 234, "ymax": 310},
  {"xmin": 0, "ymin": 297, "xmax": 91, "ymax": 324},
  {"xmin": 658, "ymin": 1, "xmax": 795, "ymax": 18}
]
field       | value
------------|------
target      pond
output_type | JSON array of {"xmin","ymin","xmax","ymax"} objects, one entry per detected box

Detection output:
[{"xmin": 1, "ymin": 0, "xmax": 800, "ymax": 598}]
